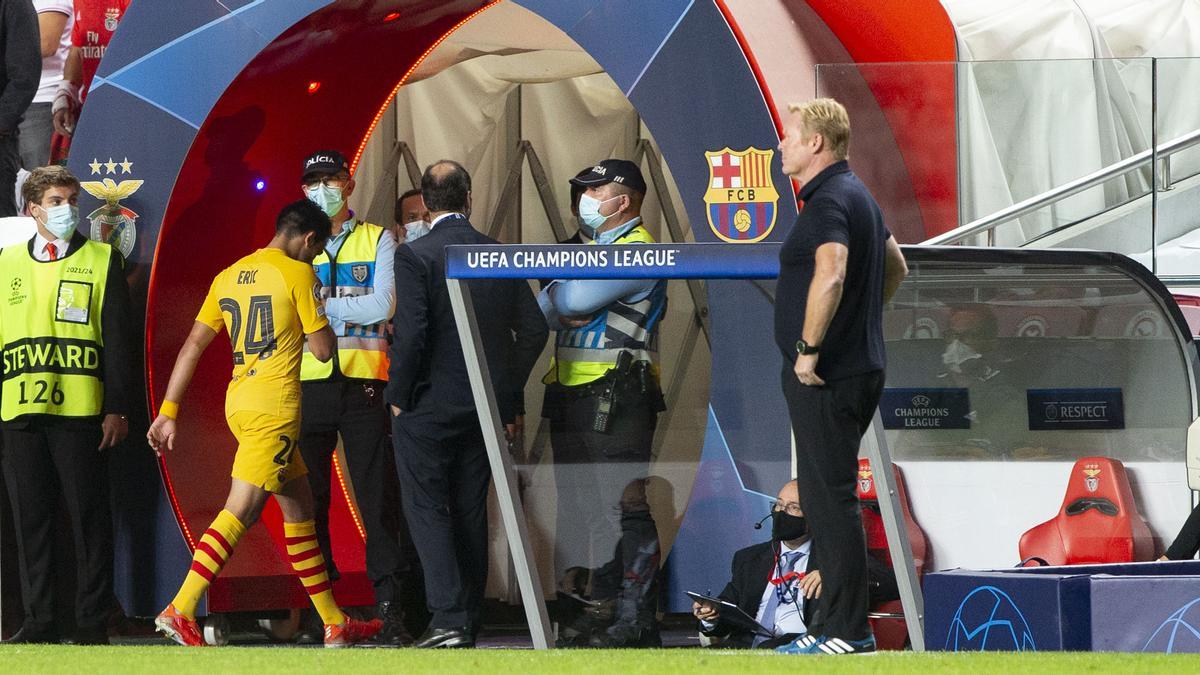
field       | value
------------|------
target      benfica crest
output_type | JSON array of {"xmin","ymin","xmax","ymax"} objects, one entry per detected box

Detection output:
[
  {"xmin": 857, "ymin": 466, "xmax": 874, "ymax": 495},
  {"xmin": 704, "ymin": 147, "xmax": 779, "ymax": 243},
  {"xmin": 81, "ymin": 157, "xmax": 143, "ymax": 259}
]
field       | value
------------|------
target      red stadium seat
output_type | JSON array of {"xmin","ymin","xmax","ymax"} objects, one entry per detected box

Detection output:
[
  {"xmin": 856, "ymin": 458, "xmax": 929, "ymax": 650},
  {"xmin": 1018, "ymin": 457, "xmax": 1155, "ymax": 566}
]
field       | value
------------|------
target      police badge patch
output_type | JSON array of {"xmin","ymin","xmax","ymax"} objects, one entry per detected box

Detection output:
[{"xmin": 351, "ymin": 264, "xmax": 369, "ymax": 283}]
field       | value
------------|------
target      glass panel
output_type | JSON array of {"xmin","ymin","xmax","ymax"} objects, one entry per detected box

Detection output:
[
  {"xmin": 1153, "ymin": 56, "xmax": 1200, "ymax": 277},
  {"xmin": 884, "ymin": 256, "xmax": 1191, "ymax": 463},
  {"xmin": 513, "ymin": 277, "xmax": 716, "ymax": 632},
  {"xmin": 813, "ymin": 61, "xmax": 959, "ymax": 245},
  {"xmin": 815, "ymin": 59, "xmax": 1156, "ymax": 260}
]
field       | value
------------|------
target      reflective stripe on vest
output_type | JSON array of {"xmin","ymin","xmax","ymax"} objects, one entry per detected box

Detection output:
[
  {"xmin": 301, "ymin": 221, "xmax": 390, "ymax": 381},
  {"xmin": 0, "ymin": 239, "xmax": 112, "ymax": 421},
  {"xmin": 544, "ymin": 225, "xmax": 667, "ymax": 386}
]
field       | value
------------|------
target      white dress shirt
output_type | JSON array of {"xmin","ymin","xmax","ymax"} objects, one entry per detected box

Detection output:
[
  {"xmin": 32, "ymin": 231, "xmax": 70, "ymax": 261},
  {"xmin": 755, "ymin": 538, "xmax": 811, "ymax": 639}
]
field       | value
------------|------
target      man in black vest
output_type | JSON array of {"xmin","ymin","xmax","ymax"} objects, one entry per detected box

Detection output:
[
  {"xmin": 386, "ymin": 160, "xmax": 547, "ymax": 648},
  {"xmin": 773, "ymin": 98, "xmax": 908, "ymax": 655}
]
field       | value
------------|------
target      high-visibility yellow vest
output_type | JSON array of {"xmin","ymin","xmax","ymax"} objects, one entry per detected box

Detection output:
[
  {"xmin": 544, "ymin": 225, "xmax": 667, "ymax": 387},
  {"xmin": 0, "ymin": 239, "xmax": 113, "ymax": 421},
  {"xmin": 301, "ymin": 220, "xmax": 390, "ymax": 381}
]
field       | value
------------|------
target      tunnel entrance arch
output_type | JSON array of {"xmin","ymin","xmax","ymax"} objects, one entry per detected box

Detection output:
[{"xmin": 71, "ymin": 0, "xmax": 793, "ymax": 618}]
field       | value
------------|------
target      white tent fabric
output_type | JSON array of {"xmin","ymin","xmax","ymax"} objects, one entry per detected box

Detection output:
[
  {"xmin": 941, "ymin": 0, "xmax": 1180, "ymax": 246},
  {"xmin": 352, "ymin": 2, "xmax": 705, "ymax": 598}
]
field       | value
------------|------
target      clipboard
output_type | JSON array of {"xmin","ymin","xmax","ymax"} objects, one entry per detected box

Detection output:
[{"xmin": 686, "ymin": 591, "xmax": 775, "ymax": 638}]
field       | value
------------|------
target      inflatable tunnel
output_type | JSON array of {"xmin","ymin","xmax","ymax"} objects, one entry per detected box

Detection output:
[{"xmin": 65, "ymin": 0, "xmax": 957, "ymax": 616}]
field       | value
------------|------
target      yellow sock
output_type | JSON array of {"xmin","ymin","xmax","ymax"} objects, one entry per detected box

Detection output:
[
  {"xmin": 171, "ymin": 510, "xmax": 246, "ymax": 620},
  {"xmin": 284, "ymin": 520, "xmax": 346, "ymax": 626}
]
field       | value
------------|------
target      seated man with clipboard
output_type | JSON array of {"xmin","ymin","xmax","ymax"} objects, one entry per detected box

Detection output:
[{"xmin": 690, "ymin": 480, "xmax": 897, "ymax": 649}]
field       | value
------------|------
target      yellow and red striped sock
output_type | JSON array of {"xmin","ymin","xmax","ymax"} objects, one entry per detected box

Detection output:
[
  {"xmin": 283, "ymin": 520, "xmax": 346, "ymax": 626},
  {"xmin": 171, "ymin": 509, "xmax": 246, "ymax": 620}
]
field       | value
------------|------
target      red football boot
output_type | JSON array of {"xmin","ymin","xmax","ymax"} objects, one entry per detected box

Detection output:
[{"xmin": 155, "ymin": 604, "xmax": 206, "ymax": 647}]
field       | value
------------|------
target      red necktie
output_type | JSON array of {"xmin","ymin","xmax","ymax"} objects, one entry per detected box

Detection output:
[{"xmin": 45, "ymin": 242, "xmax": 58, "ymax": 261}]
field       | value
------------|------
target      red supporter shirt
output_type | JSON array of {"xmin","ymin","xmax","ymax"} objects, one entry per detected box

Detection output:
[{"xmin": 71, "ymin": 0, "xmax": 131, "ymax": 100}]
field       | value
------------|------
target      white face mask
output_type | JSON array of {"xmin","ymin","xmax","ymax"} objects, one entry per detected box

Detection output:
[
  {"xmin": 36, "ymin": 203, "xmax": 79, "ymax": 239},
  {"xmin": 403, "ymin": 220, "xmax": 430, "ymax": 243},
  {"xmin": 942, "ymin": 338, "xmax": 1000, "ymax": 381},
  {"xmin": 305, "ymin": 183, "xmax": 345, "ymax": 218},
  {"xmin": 941, "ymin": 339, "xmax": 981, "ymax": 373}
]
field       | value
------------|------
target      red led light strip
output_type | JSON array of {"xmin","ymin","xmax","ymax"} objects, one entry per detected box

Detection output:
[
  {"xmin": 350, "ymin": 1, "xmax": 504, "ymax": 172},
  {"xmin": 332, "ymin": 449, "xmax": 367, "ymax": 542}
]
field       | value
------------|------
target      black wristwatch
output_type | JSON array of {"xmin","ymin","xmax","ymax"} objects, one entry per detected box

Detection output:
[{"xmin": 795, "ymin": 339, "xmax": 820, "ymax": 356}]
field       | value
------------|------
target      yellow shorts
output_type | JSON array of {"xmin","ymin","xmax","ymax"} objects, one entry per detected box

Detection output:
[{"xmin": 227, "ymin": 410, "xmax": 307, "ymax": 493}]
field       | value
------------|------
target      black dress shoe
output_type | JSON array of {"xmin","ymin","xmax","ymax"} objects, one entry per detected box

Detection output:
[
  {"xmin": 4, "ymin": 623, "xmax": 59, "ymax": 644},
  {"xmin": 63, "ymin": 624, "xmax": 109, "ymax": 646},
  {"xmin": 369, "ymin": 601, "xmax": 414, "ymax": 647},
  {"xmin": 414, "ymin": 626, "xmax": 473, "ymax": 649}
]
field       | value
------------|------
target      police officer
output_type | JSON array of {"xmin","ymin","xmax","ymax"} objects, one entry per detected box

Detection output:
[
  {"xmin": 538, "ymin": 159, "xmax": 667, "ymax": 648},
  {"xmin": 297, "ymin": 150, "xmax": 413, "ymax": 646},
  {"xmin": 0, "ymin": 165, "xmax": 133, "ymax": 644}
]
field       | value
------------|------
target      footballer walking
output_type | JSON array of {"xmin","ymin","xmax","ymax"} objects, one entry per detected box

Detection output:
[{"xmin": 147, "ymin": 200, "xmax": 381, "ymax": 647}]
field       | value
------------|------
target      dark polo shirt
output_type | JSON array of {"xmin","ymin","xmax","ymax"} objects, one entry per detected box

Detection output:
[{"xmin": 774, "ymin": 160, "xmax": 891, "ymax": 381}]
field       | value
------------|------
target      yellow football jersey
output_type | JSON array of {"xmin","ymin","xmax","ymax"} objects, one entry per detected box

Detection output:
[{"xmin": 196, "ymin": 247, "xmax": 327, "ymax": 418}]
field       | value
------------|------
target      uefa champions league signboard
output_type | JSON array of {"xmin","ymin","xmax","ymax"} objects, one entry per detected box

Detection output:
[{"xmin": 446, "ymin": 243, "xmax": 783, "ymax": 280}]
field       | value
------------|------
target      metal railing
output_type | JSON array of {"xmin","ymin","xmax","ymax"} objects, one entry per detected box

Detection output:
[{"xmin": 924, "ymin": 128, "xmax": 1200, "ymax": 246}]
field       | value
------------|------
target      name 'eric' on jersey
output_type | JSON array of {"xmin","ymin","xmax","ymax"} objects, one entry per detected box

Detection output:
[{"xmin": 195, "ymin": 248, "xmax": 328, "ymax": 419}]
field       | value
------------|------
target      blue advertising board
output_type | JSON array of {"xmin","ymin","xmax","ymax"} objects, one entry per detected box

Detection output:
[
  {"xmin": 1027, "ymin": 388, "xmax": 1125, "ymax": 431},
  {"xmin": 926, "ymin": 561, "xmax": 1200, "ymax": 653},
  {"xmin": 880, "ymin": 388, "xmax": 971, "ymax": 430}
]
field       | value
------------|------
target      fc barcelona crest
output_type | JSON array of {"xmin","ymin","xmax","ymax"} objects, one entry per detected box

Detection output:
[{"xmin": 703, "ymin": 147, "xmax": 779, "ymax": 243}]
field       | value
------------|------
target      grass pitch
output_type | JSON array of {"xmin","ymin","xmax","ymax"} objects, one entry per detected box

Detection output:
[{"xmin": 0, "ymin": 646, "xmax": 1198, "ymax": 674}]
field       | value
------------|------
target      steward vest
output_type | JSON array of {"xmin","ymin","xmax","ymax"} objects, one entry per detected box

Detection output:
[
  {"xmin": 0, "ymin": 239, "xmax": 113, "ymax": 421},
  {"xmin": 544, "ymin": 225, "xmax": 667, "ymax": 387},
  {"xmin": 301, "ymin": 220, "xmax": 390, "ymax": 381}
]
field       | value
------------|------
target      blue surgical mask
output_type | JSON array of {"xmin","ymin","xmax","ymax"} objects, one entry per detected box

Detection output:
[
  {"xmin": 403, "ymin": 220, "xmax": 430, "ymax": 243},
  {"xmin": 578, "ymin": 193, "xmax": 622, "ymax": 233},
  {"xmin": 575, "ymin": 216, "xmax": 595, "ymax": 240},
  {"xmin": 305, "ymin": 184, "xmax": 345, "ymax": 218},
  {"xmin": 38, "ymin": 203, "xmax": 79, "ymax": 239},
  {"xmin": 594, "ymin": 218, "xmax": 640, "ymax": 245}
]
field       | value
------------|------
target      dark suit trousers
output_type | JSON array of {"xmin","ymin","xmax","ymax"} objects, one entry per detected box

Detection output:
[
  {"xmin": 391, "ymin": 412, "xmax": 490, "ymax": 630},
  {"xmin": 780, "ymin": 367, "xmax": 884, "ymax": 641},
  {"xmin": 300, "ymin": 380, "xmax": 410, "ymax": 603},
  {"xmin": 1, "ymin": 422, "xmax": 112, "ymax": 628}
]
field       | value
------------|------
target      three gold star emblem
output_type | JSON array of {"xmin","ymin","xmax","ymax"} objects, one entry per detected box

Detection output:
[{"xmin": 89, "ymin": 157, "xmax": 133, "ymax": 175}]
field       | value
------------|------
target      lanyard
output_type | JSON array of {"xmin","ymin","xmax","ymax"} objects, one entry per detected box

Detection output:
[{"xmin": 769, "ymin": 548, "xmax": 805, "ymax": 605}]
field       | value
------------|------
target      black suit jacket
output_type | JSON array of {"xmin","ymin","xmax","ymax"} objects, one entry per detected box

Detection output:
[
  {"xmin": 702, "ymin": 539, "xmax": 899, "ymax": 648},
  {"xmin": 385, "ymin": 215, "xmax": 547, "ymax": 433},
  {"xmin": 702, "ymin": 541, "xmax": 818, "ymax": 648}
]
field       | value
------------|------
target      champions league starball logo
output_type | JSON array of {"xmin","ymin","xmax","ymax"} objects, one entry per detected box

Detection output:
[
  {"xmin": 945, "ymin": 586, "xmax": 1037, "ymax": 652},
  {"xmin": 1142, "ymin": 597, "xmax": 1200, "ymax": 653},
  {"xmin": 81, "ymin": 157, "xmax": 144, "ymax": 259}
]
